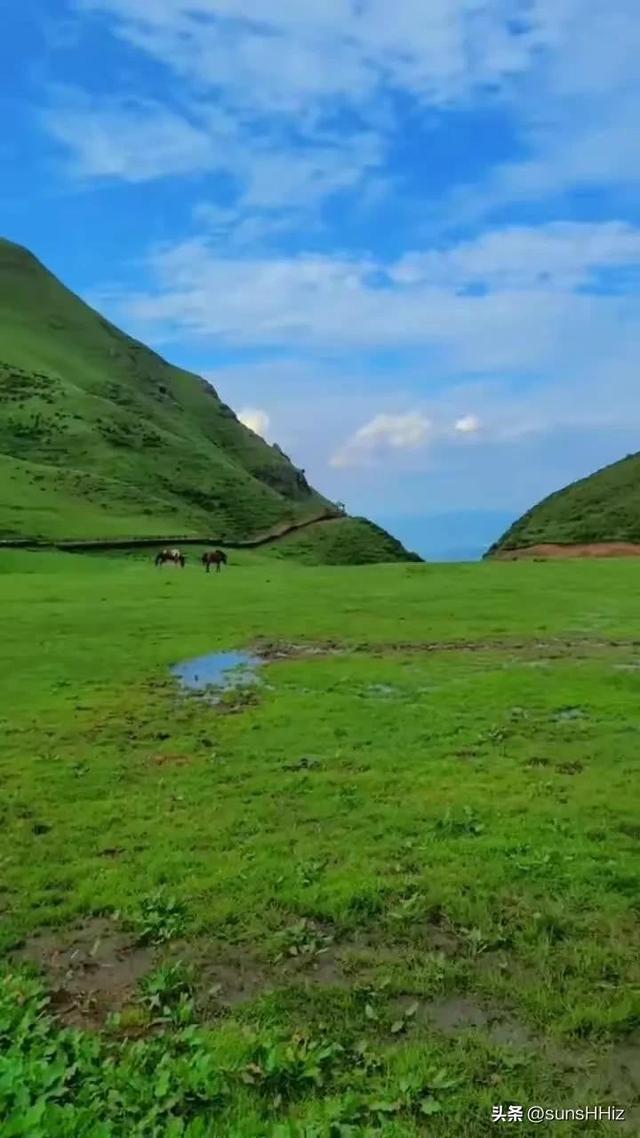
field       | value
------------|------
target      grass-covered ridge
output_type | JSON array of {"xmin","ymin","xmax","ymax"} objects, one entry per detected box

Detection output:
[
  {"xmin": 263, "ymin": 517, "xmax": 422, "ymax": 565},
  {"xmin": 488, "ymin": 451, "xmax": 640, "ymax": 554},
  {"xmin": 1, "ymin": 550, "xmax": 639, "ymax": 1134},
  {"xmin": 0, "ymin": 238, "xmax": 327, "ymax": 541},
  {"xmin": 0, "ymin": 239, "xmax": 414, "ymax": 563}
]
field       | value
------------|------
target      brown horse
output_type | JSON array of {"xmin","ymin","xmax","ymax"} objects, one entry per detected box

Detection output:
[
  {"xmin": 202, "ymin": 550, "xmax": 227, "ymax": 573},
  {"xmin": 155, "ymin": 548, "xmax": 185, "ymax": 568}
]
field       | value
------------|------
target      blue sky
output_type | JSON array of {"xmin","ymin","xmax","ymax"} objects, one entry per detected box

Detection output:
[{"xmin": 3, "ymin": 0, "xmax": 640, "ymax": 556}]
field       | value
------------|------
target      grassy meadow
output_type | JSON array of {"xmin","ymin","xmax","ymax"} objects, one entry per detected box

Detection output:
[{"xmin": 1, "ymin": 550, "xmax": 640, "ymax": 1136}]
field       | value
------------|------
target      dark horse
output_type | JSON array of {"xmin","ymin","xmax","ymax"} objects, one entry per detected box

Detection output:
[
  {"xmin": 202, "ymin": 550, "xmax": 227, "ymax": 574},
  {"xmin": 155, "ymin": 548, "xmax": 185, "ymax": 568}
]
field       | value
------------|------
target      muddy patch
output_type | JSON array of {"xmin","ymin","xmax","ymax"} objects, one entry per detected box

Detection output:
[
  {"xmin": 605, "ymin": 1038, "xmax": 640, "ymax": 1097},
  {"xmin": 488, "ymin": 1017, "xmax": 537, "ymax": 1049},
  {"xmin": 172, "ymin": 637, "xmax": 639, "ymax": 700},
  {"xmin": 392, "ymin": 994, "xmax": 536, "ymax": 1048},
  {"xmin": 279, "ymin": 949, "xmax": 348, "ymax": 989},
  {"xmin": 151, "ymin": 752, "xmax": 191, "ymax": 767},
  {"xmin": 183, "ymin": 944, "xmax": 271, "ymax": 1009},
  {"xmin": 404, "ymin": 918, "xmax": 463, "ymax": 958},
  {"xmin": 167, "ymin": 938, "xmax": 352, "ymax": 1011},
  {"xmin": 14, "ymin": 918, "xmax": 153, "ymax": 1028},
  {"xmin": 569, "ymin": 1036, "xmax": 640, "ymax": 1128},
  {"xmin": 254, "ymin": 634, "xmax": 639, "ymax": 665},
  {"xmin": 163, "ymin": 918, "xmax": 423, "ymax": 1014},
  {"xmin": 254, "ymin": 639, "xmax": 344, "ymax": 662}
]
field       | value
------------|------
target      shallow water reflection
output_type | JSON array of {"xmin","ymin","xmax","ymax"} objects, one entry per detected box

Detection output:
[{"xmin": 171, "ymin": 650, "xmax": 263, "ymax": 693}]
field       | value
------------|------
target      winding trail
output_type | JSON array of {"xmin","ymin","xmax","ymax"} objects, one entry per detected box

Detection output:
[{"xmin": 0, "ymin": 508, "xmax": 343, "ymax": 553}]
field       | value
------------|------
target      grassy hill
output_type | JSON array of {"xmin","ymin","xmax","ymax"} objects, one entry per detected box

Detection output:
[
  {"xmin": 487, "ymin": 451, "xmax": 640, "ymax": 555},
  {"xmin": 263, "ymin": 515, "xmax": 422, "ymax": 564},
  {"xmin": 0, "ymin": 238, "xmax": 415, "ymax": 563}
]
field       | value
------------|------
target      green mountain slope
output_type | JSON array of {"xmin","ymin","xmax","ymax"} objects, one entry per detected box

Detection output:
[
  {"xmin": 263, "ymin": 516, "xmax": 422, "ymax": 564},
  {"xmin": 0, "ymin": 238, "xmax": 416, "ymax": 562},
  {"xmin": 487, "ymin": 452, "xmax": 640, "ymax": 555}
]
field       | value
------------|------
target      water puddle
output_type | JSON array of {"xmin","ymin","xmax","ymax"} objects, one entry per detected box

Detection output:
[{"xmin": 171, "ymin": 650, "xmax": 263, "ymax": 697}]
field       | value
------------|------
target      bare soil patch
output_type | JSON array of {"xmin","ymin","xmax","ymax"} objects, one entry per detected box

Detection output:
[
  {"xmin": 161, "ymin": 917, "xmax": 462, "ymax": 1016},
  {"xmin": 14, "ymin": 918, "xmax": 153, "ymax": 1029},
  {"xmin": 606, "ymin": 1038, "xmax": 640, "ymax": 1097},
  {"xmin": 252, "ymin": 635, "xmax": 640, "ymax": 664},
  {"xmin": 413, "ymin": 921, "xmax": 462, "ymax": 957},
  {"xmin": 495, "ymin": 542, "xmax": 640, "ymax": 560},
  {"xmin": 252, "ymin": 639, "xmax": 345, "ymax": 662},
  {"xmin": 183, "ymin": 943, "xmax": 271, "ymax": 1009},
  {"xmin": 392, "ymin": 993, "xmax": 536, "ymax": 1048},
  {"xmin": 150, "ymin": 752, "xmax": 191, "ymax": 767},
  {"xmin": 169, "ymin": 932, "xmax": 388, "ymax": 1011},
  {"xmin": 15, "ymin": 915, "xmax": 639, "ymax": 1120}
]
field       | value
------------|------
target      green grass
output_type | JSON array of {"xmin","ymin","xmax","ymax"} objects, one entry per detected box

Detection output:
[
  {"xmin": 0, "ymin": 239, "xmax": 411, "ymax": 564},
  {"xmin": 1, "ymin": 551, "xmax": 640, "ymax": 1135},
  {"xmin": 262, "ymin": 517, "xmax": 422, "ymax": 565},
  {"xmin": 489, "ymin": 451, "xmax": 640, "ymax": 553}
]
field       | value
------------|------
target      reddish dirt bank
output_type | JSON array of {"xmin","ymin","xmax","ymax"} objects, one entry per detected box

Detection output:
[{"xmin": 495, "ymin": 542, "xmax": 640, "ymax": 560}]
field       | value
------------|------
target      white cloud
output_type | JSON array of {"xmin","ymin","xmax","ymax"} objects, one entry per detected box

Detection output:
[
  {"xmin": 391, "ymin": 222, "xmax": 640, "ymax": 292},
  {"xmin": 448, "ymin": 0, "xmax": 640, "ymax": 218},
  {"xmin": 59, "ymin": 0, "xmax": 626, "ymax": 209},
  {"xmin": 42, "ymin": 94, "xmax": 221, "ymax": 181},
  {"xmin": 75, "ymin": 0, "xmax": 557, "ymax": 114},
  {"xmin": 331, "ymin": 411, "xmax": 431, "ymax": 467},
  {"xmin": 44, "ymin": 0, "xmax": 640, "ymax": 283},
  {"xmin": 356, "ymin": 412, "xmax": 431, "ymax": 448},
  {"xmin": 101, "ymin": 223, "xmax": 640, "ymax": 383},
  {"xmin": 238, "ymin": 407, "xmax": 271, "ymax": 439},
  {"xmin": 43, "ymin": 86, "xmax": 380, "ymax": 205},
  {"xmin": 454, "ymin": 414, "xmax": 481, "ymax": 434}
]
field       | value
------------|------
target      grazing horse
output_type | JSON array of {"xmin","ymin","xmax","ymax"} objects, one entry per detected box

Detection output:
[
  {"xmin": 202, "ymin": 549, "xmax": 227, "ymax": 574},
  {"xmin": 155, "ymin": 548, "xmax": 185, "ymax": 568}
]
